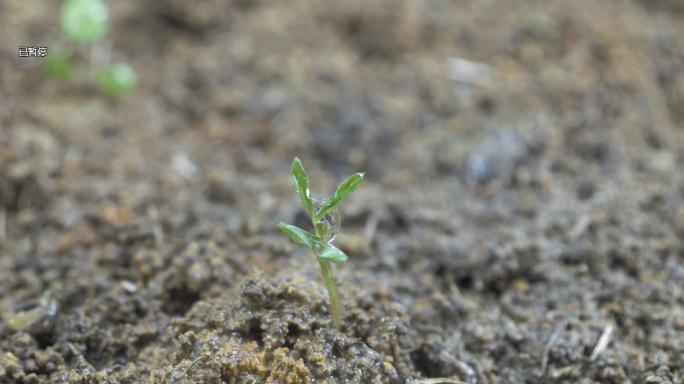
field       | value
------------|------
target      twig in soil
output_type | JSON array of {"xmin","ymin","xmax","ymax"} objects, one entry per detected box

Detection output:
[
  {"xmin": 169, "ymin": 355, "xmax": 209, "ymax": 383},
  {"xmin": 106, "ymin": 364, "xmax": 126, "ymax": 372},
  {"xmin": 629, "ymin": 52, "xmax": 677, "ymax": 150},
  {"xmin": 444, "ymin": 271, "xmax": 462, "ymax": 299},
  {"xmin": 538, "ymin": 320, "xmax": 567, "ymax": 381},
  {"xmin": 589, "ymin": 324, "xmax": 613, "ymax": 361},
  {"xmin": 410, "ymin": 378, "xmax": 468, "ymax": 384},
  {"xmin": 414, "ymin": 324, "xmax": 444, "ymax": 334},
  {"xmin": 66, "ymin": 342, "xmax": 80, "ymax": 357},
  {"xmin": 568, "ymin": 214, "xmax": 592, "ymax": 241},
  {"xmin": 363, "ymin": 209, "xmax": 379, "ymax": 244},
  {"xmin": 0, "ymin": 205, "xmax": 5, "ymax": 245},
  {"xmin": 147, "ymin": 204, "xmax": 164, "ymax": 248}
]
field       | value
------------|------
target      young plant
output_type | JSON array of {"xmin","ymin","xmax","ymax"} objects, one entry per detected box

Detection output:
[
  {"xmin": 97, "ymin": 63, "xmax": 137, "ymax": 99},
  {"xmin": 61, "ymin": 0, "xmax": 109, "ymax": 42},
  {"xmin": 278, "ymin": 158, "xmax": 364, "ymax": 331},
  {"xmin": 43, "ymin": 0, "xmax": 136, "ymax": 98}
]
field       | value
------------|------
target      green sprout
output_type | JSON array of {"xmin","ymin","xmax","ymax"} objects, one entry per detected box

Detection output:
[
  {"xmin": 43, "ymin": 0, "xmax": 137, "ymax": 98},
  {"xmin": 44, "ymin": 49, "xmax": 74, "ymax": 81},
  {"xmin": 61, "ymin": 0, "xmax": 109, "ymax": 42},
  {"xmin": 97, "ymin": 63, "xmax": 137, "ymax": 99},
  {"xmin": 278, "ymin": 158, "xmax": 364, "ymax": 331}
]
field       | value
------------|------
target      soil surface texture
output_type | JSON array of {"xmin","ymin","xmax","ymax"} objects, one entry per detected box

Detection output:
[{"xmin": 2, "ymin": 0, "xmax": 684, "ymax": 383}]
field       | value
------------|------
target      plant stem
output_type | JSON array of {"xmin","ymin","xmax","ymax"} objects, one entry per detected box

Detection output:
[{"xmin": 317, "ymin": 256, "xmax": 342, "ymax": 331}]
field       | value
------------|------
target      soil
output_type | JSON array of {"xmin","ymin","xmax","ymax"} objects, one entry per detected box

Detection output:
[{"xmin": 2, "ymin": 0, "xmax": 684, "ymax": 383}]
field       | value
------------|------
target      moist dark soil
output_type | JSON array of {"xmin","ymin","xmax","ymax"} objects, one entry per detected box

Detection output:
[{"xmin": 2, "ymin": 0, "xmax": 684, "ymax": 383}]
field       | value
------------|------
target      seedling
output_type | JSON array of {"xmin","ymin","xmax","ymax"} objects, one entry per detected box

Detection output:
[
  {"xmin": 62, "ymin": 0, "xmax": 109, "ymax": 42},
  {"xmin": 97, "ymin": 63, "xmax": 137, "ymax": 99},
  {"xmin": 43, "ymin": 49, "xmax": 73, "ymax": 81},
  {"xmin": 43, "ymin": 0, "xmax": 136, "ymax": 98},
  {"xmin": 278, "ymin": 158, "xmax": 364, "ymax": 331}
]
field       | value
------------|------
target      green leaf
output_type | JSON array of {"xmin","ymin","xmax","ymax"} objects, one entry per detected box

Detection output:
[
  {"xmin": 97, "ymin": 63, "xmax": 136, "ymax": 99},
  {"xmin": 62, "ymin": 0, "xmax": 109, "ymax": 42},
  {"xmin": 319, "ymin": 244, "xmax": 348, "ymax": 264},
  {"xmin": 44, "ymin": 50, "xmax": 73, "ymax": 81},
  {"xmin": 278, "ymin": 222, "xmax": 321, "ymax": 253},
  {"xmin": 315, "ymin": 173, "xmax": 364, "ymax": 222},
  {"xmin": 292, "ymin": 158, "xmax": 314, "ymax": 218}
]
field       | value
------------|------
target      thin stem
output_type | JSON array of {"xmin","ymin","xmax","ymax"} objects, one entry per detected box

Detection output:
[{"xmin": 317, "ymin": 256, "xmax": 342, "ymax": 331}]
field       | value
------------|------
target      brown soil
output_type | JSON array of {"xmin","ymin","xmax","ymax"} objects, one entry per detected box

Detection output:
[{"xmin": 2, "ymin": 0, "xmax": 684, "ymax": 383}]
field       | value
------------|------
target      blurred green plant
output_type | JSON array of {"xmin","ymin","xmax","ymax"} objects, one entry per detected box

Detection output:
[
  {"xmin": 43, "ymin": 0, "xmax": 136, "ymax": 99},
  {"xmin": 61, "ymin": 0, "xmax": 109, "ymax": 42},
  {"xmin": 98, "ymin": 63, "xmax": 137, "ymax": 98},
  {"xmin": 278, "ymin": 158, "xmax": 364, "ymax": 331},
  {"xmin": 44, "ymin": 49, "xmax": 74, "ymax": 81}
]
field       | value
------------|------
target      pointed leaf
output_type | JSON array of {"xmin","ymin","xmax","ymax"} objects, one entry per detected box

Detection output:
[
  {"xmin": 315, "ymin": 173, "xmax": 364, "ymax": 222},
  {"xmin": 292, "ymin": 158, "xmax": 314, "ymax": 218},
  {"xmin": 278, "ymin": 222, "xmax": 321, "ymax": 253},
  {"xmin": 319, "ymin": 244, "xmax": 349, "ymax": 264}
]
